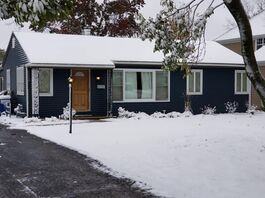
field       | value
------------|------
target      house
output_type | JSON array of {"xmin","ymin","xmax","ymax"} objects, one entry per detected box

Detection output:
[
  {"xmin": 216, "ymin": 11, "xmax": 265, "ymax": 109},
  {"xmin": 2, "ymin": 32, "xmax": 249, "ymax": 118}
]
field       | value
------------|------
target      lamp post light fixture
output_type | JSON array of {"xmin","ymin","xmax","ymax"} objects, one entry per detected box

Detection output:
[{"xmin": 68, "ymin": 76, "xmax": 73, "ymax": 134}]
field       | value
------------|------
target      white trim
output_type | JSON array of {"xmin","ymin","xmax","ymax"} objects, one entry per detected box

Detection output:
[
  {"xmin": 16, "ymin": 66, "xmax": 24, "ymax": 95},
  {"xmin": 26, "ymin": 66, "xmax": 29, "ymax": 117},
  {"xmin": 39, "ymin": 68, "xmax": 53, "ymax": 97},
  {"xmin": 6, "ymin": 69, "xmax": 10, "ymax": 91},
  {"xmin": 25, "ymin": 63, "xmax": 115, "ymax": 69},
  {"xmin": 234, "ymin": 70, "xmax": 250, "ymax": 95},
  {"xmin": 113, "ymin": 69, "xmax": 170, "ymax": 103},
  {"xmin": 186, "ymin": 69, "xmax": 203, "ymax": 95}
]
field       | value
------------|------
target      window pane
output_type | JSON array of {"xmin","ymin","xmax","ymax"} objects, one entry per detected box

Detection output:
[
  {"xmin": 195, "ymin": 72, "xmax": 201, "ymax": 93},
  {"xmin": 141, "ymin": 72, "xmax": 152, "ymax": 99},
  {"xmin": 125, "ymin": 72, "xmax": 137, "ymax": 99},
  {"xmin": 156, "ymin": 71, "xmax": 168, "ymax": 100},
  {"xmin": 236, "ymin": 72, "xmax": 241, "ymax": 92},
  {"xmin": 242, "ymin": 72, "xmax": 247, "ymax": 92},
  {"xmin": 112, "ymin": 71, "xmax": 123, "ymax": 101},
  {"xmin": 188, "ymin": 72, "xmax": 194, "ymax": 93},
  {"xmin": 125, "ymin": 71, "xmax": 153, "ymax": 100},
  {"xmin": 39, "ymin": 69, "xmax": 51, "ymax": 93}
]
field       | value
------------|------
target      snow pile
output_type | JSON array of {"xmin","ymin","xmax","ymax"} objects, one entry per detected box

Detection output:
[
  {"xmin": 23, "ymin": 117, "xmax": 41, "ymax": 123},
  {"xmin": 118, "ymin": 107, "xmax": 191, "ymax": 119}
]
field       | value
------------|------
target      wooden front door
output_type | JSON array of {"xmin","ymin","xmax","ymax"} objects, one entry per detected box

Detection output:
[{"xmin": 72, "ymin": 69, "xmax": 90, "ymax": 112}]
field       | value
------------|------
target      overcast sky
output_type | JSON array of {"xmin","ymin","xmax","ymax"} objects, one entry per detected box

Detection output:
[{"xmin": 0, "ymin": 0, "xmax": 235, "ymax": 50}]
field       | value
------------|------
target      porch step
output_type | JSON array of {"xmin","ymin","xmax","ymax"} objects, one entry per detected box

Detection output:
[{"xmin": 73, "ymin": 115, "xmax": 108, "ymax": 120}]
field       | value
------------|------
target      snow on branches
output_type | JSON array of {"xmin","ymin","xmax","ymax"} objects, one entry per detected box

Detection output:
[
  {"xmin": 0, "ymin": 0, "xmax": 72, "ymax": 29},
  {"xmin": 140, "ymin": 0, "xmax": 222, "ymax": 73}
]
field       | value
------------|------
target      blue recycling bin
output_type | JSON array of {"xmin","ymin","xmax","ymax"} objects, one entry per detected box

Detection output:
[{"xmin": 0, "ymin": 98, "xmax": 11, "ymax": 116}]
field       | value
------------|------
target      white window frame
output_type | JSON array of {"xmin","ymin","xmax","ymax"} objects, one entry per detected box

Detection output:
[
  {"xmin": 6, "ymin": 69, "xmax": 10, "ymax": 91},
  {"xmin": 16, "ymin": 66, "xmax": 24, "ymax": 95},
  {"xmin": 113, "ymin": 69, "xmax": 170, "ymax": 103},
  {"xmin": 39, "ymin": 68, "xmax": 53, "ymax": 97},
  {"xmin": 186, "ymin": 69, "xmax": 203, "ymax": 95},
  {"xmin": 235, "ymin": 70, "xmax": 250, "ymax": 95}
]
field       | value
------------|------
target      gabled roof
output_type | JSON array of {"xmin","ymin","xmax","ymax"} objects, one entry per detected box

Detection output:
[
  {"xmin": 216, "ymin": 11, "xmax": 265, "ymax": 43},
  {"xmin": 13, "ymin": 32, "xmax": 244, "ymax": 67},
  {"xmin": 255, "ymin": 45, "xmax": 265, "ymax": 64}
]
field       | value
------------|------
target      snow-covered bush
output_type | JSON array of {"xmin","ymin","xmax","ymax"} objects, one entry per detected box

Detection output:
[
  {"xmin": 224, "ymin": 101, "xmax": 238, "ymax": 113},
  {"xmin": 118, "ymin": 107, "xmax": 136, "ymax": 118},
  {"xmin": 14, "ymin": 104, "xmax": 23, "ymax": 114},
  {"xmin": 118, "ymin": 107, "xmax": 149, "ymax": 119},
  {"xmin": 60, "ymin": 103, "xmax": 76, "ymax": 120},
  {"xmin": 246, "ymin": 104, "xmax": 258, "ymax": 115},
  {"xmin": 201, "ymin": 105, "xmax": 216, "ymax": 115}
]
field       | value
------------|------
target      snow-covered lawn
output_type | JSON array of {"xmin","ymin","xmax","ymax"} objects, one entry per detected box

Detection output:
[{"xmin": 1, "ymin": 113, "xmax": 265, "ymax": 198}]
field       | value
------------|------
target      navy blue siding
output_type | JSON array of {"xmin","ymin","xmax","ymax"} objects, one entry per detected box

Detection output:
[
  {"xmin": 2, "ymin": 34, "xmax": 28, "ymax": 113},
  {"xmin": 112, "ymin": 65, "xmax": 248, "ymax": 115},
  {"xmin": 39, "ymin": 69, "xmax": 69, "ymax": 118},
  {"xmin": 90, "ymin": 69, "xmax": 108, "ymax": 116},
  {"xmin": 189, "ymin": 67, "xmax": 248, "ymax": 114}
]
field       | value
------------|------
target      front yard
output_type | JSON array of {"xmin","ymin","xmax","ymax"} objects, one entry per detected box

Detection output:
[{"xmin": 1, "ymin": 112, "xmax": 265, "ymax": 198}]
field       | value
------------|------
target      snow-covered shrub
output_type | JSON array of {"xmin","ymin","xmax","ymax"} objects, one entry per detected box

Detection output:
[
  {"xmin": 246, "ymin": 104, "xmax": 257, "ymax": 115},
  {"xmin": 167, "ymin": 111, "xmax": 182, "ymax": 118},
  {"xmin": 24, "ymin": 117, "xmax": 41, "ymax": 123},
  {"xmin": 201, "ymin": 105, "xmax": 216, "ymax": 115},
  {"xmin": 224, "ymin": 101, "xmax": 238, "ymax": 113},
  {"xmin": 45, "ymin": 116, "xmax": 59, "ymax": 122},
  {"xmin": 118, "ymin": 107, "xmax": 136, "ymax": 118},
  {"xmin": 151, "ymin": 112, "xmax": 167, "ymax": 118},
  {"xmin": 60, "ymin": 103, "xmax": 76, "ymax": 120},
  {"xmin": 14, "ymin": 104, "xmax": 23, "ymax": 113},
  {"xmin": 118, "ymin": 107, "xmax": 149, "ymax": 119}
]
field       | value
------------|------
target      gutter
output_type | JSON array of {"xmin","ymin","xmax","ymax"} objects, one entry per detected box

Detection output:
[{"xmin": 25, "ymin": 63, "xmax": 115, "ymax": 69}]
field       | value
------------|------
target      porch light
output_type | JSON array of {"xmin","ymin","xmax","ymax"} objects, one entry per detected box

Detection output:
[
  {"xmin": 68, "ymin": 76, "xmax": 73, "ymax": 83},
  {"xmin": 96, "ymin": 76, "xmax": 101, "ymax": 81}
]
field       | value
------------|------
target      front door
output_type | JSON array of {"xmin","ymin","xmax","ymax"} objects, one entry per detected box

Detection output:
[{"xmin": 72, "ymin": 69, "xmax": 90, "ymax": 112}]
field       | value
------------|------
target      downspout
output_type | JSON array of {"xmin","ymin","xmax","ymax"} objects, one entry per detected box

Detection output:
[{"xmin": 25, "ymin": 65, "xmax": 29, "ymax": 117}]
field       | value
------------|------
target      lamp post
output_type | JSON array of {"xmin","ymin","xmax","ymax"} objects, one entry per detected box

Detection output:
[{"xmin": 68, "ymin": 76, "xmax": 73, "ymax": 134}]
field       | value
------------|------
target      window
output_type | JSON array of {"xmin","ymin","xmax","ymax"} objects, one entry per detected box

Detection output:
[
  {"xmin": 187, "ymin": 70, "xmax": 203, "ymax": 95},
  {"xmin": 256, "ymin": 38, "xmax": 265, "ymax": 50},
  {"xmin": 156, "ymin": 71, "xmax": 169, "ymax": 100},
  {"xmin": 39, "ymin": 68, "xmax": 53, "ymax": 96},
  {"xmin": 113, "ymin": 71, "xmax": 123, "ymax": 101},
  {"xmin": 235, "ymin": 70, "xmax": 249, "ymax": 94},
  {"xmin": 112, "ymin": 70, "xmax": 169, "ymax": 102},
  {"xmin": 12, "ymin": 37, "xmax": 15, "ymax": 48},
  {"xmin": 6, "ymin": 69, "xmax": 10, "ymax": 90},
  {"xmin": 16, "ymin": 66, "xmax": 24, "ymax": 95}
]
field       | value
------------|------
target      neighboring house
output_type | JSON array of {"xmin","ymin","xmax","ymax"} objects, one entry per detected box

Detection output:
[
  {"xmin": 2, "ymin": 32, "xmax": 249, "ymax": 118},
  {"xmin": 216, "ymin": 11, "xmax": 265, "ymax": 109}
]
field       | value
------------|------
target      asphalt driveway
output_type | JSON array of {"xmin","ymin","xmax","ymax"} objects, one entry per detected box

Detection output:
[{"xmin": 0, "ymin": 124, "xmax": 156, "ymax": 198}]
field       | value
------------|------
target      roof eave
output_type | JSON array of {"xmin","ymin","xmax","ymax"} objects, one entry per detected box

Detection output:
[{"xmin": 25, "ymin": 63, "xmax": 115, "ymax": 69}]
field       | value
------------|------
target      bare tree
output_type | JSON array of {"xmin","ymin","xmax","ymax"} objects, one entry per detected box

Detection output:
[{"xmin": 140, "ymin": 0, "xmax": 265, "ymax": 109}]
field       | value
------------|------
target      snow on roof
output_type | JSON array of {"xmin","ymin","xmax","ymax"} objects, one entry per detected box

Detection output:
[
  {"xmin": 255, "ymin": 45, "xmax": 265, "ymax": 64},
  {"xmin": 13, "ymin": 32, "xmax": 243, "ymax": 67},
  {"xmin": 216, "ymin": 11, "xmax": 265, "ymax": 43}
]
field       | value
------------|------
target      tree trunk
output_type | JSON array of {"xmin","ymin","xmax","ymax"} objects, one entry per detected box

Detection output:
[{"xmin": 224, "ymin": 0, "xmax": 265, "ymax": 109}]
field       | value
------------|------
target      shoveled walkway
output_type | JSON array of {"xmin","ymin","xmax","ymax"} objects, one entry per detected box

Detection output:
[{"xmin": 0, "ymin": 125, "xmax": 157, "ymax": 198}]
